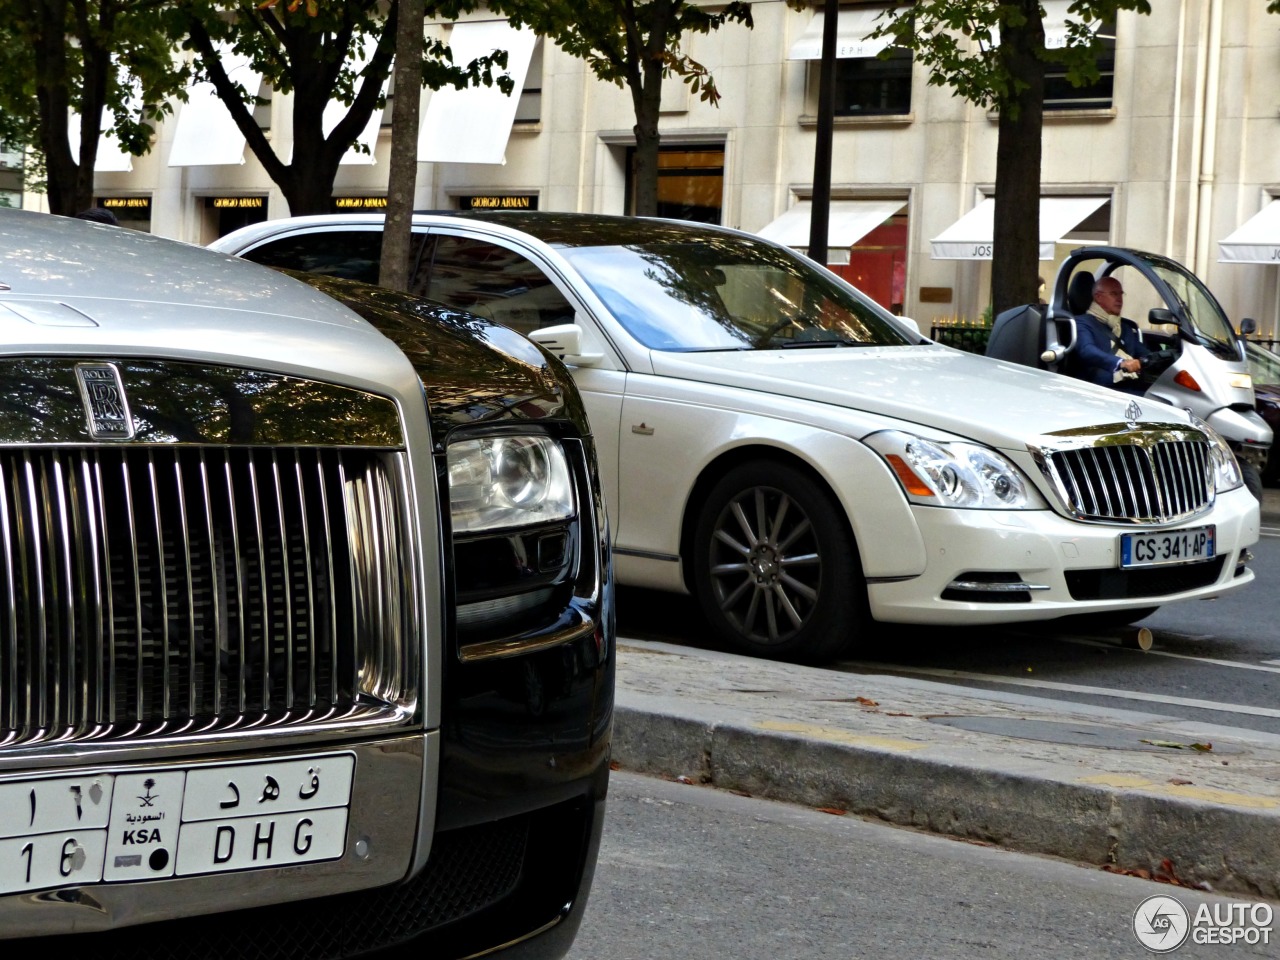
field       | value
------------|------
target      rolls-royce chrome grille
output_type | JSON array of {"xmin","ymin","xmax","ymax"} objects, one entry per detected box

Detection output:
[
  {"xmin": 0, "ymin": 446, "xmax": 416, "ymax": 746},
  {"xmin": 1037, "ymin": 429, "xmax": 1214, "ymax": 524}
]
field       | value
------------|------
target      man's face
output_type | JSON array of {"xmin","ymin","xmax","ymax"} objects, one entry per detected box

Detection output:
[{"xmin": 1094, "ymin": 280, "xmax": 1124, "ymax": 314}]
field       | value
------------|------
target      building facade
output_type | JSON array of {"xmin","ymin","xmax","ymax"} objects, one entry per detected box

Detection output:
[{"xmin": 26, "ymin": 0, "xmax": 1280, "ymax": 336}]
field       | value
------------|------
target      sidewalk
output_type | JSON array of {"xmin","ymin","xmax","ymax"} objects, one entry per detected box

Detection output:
[{"xmin": 612, "ymin": 635, "xmax": 1280, "ymax": 899}]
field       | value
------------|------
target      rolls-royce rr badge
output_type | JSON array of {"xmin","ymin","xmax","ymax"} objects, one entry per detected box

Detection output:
[{"xmin": 75, "ymin": 362, "xmax": 135, "ymax": 439}]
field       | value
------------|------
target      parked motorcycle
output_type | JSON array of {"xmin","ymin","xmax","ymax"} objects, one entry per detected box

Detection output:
[{"xmin": 986, "ymin": 245, "xmax": 1272, "ymax": 499}]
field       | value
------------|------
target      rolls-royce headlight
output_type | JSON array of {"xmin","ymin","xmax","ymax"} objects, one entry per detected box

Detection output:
[
  {"xmin": 1189, "ymin": 416, "xmax": 1243, "ymax": 492},
  {"xmin": 867, "ymin": 430, "xmax": 1046, "ymax": 509},
  {"xmin": 448, "ymin": 435, "xmax": 575, "ymax": 532}
]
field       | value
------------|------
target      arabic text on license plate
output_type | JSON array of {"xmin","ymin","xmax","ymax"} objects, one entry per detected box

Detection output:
[
  {"xmin": 1120, "ymin": 525, "xmax": 1215, "ymax": 569},
  {"xmin": 0, "ymin": 753, "xmax": 354, "ymax": 895}
]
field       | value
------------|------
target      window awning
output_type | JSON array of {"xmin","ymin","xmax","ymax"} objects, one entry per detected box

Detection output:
[
  {"xmin": 326, "ymin": 35, "xmax": 384, "ymax": 166},
  {"xmin": 68, "ymin": 108, "xmax": 134, "ymax": 172},
  {"xmin": 757, "ymin": 199, "xmax": 906, "ymax": 248},
  {"xmin": 1043, "ymin": 0, "xmax": 1110, "ymax": 49},
  {"xmin": 168, "ymin": 48, "xmax": 263, "ymax": 167},
  {"xmin": 992, "ymin": 1, "xmax": 1108, "ymax": 50},
  {"xmin": 418, "ymin": 21, "xmax": 537, "ymax": 165},
  {"xmin": 930, "ymin": 195, "xmax": 1109, "ymax": 260},
  {"xmin": 788, "ymin": 7, "xmax": 897, "ymax": 60},
  {"xmin": 1218, "ymin": 200, "xmax": 1280, "ymax": 264}
]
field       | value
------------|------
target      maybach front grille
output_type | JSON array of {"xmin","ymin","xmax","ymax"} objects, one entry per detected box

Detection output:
[
  {"xmin": 0, "ymin": 446, "xmax": 415, "ymax": 746},
  {"xmin": 1044, "ymin": 438, "xmax": 1213, "ymax": 524}
]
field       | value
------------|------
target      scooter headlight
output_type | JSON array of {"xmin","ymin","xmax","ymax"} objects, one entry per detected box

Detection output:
[{"xmin": 1190, "ymin": 415, "xmax": 1243, "ymax": 492}]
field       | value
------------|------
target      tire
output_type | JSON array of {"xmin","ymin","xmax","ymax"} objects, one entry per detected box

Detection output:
[
  {"xmin": 692, "ymin": 461, "xmax": 864, "ymax": 663},
  {"xmin": 1241, "ymin": 460, "xmax": 1265, "ymax": 502}
]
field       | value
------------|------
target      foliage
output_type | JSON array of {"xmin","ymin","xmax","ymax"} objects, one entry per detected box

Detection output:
[
  {"xmin": 172, "ymin": 0, "xmax": 515, "ymax": 214},
  {"xmin": 0, "ymin": 0, "xmax": 188, "ymax": 213},
  {"xmin": 483, "ymin": 0, "xmax": 753, "ymax": 215},
  {"xmin": 486, "ymin": 0, "xmax": 751, "ymax": 107},
  {"xmin": 868, "ymin": 1, "xmax": 1150, "ymax": 119},
  {"xmin": 867, "ymin": 1, "xmax": 1150, "ymax": 315}
]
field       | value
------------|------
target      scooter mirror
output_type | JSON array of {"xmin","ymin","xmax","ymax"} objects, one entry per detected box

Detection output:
[
  {"xmin": 1148, "ymin": 307, "xmax": 1177, "ymax": 326},
  {"xmin": 1240, "ymin": 317, "xmax": 1258, "ymax": 336}
]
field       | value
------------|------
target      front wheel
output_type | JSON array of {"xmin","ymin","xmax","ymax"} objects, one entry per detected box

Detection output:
[
  {"xmin": 692, "ymin": 461, "xmax": 865, "ymax": 663},
  {"xmin": 1241, "ymin": 460, "xmax": 1264, "ymax": 503}
]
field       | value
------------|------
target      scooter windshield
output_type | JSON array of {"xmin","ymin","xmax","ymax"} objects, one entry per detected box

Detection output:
[{"xmin": 1148, "ymin": 262, "xmax": 1241, "ymax": 362}]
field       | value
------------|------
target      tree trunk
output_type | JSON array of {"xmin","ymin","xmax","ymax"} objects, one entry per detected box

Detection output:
[
  {"xmin": 629, "ymin": 38, "xmax": 667, "ymax": 217},
  {"xmin": 990, "ymin": 2, "xmax": 1046, "ymax": 318},
  {"xmin": 380, "ymin": 0, "xmax": 425, "ymax": 291}
]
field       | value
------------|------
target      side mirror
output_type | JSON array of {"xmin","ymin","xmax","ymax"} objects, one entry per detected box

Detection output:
[
  {"xmin": 896, "ymin": 315, "xmax": 922, "ymax": 338},
  {"xmin": 1240, "ymin": 317, "xmax": 1258, "ymax": 336},
  {"xmin": 528, "ymin": 323, "xmax": 603, "ymax": 367},
  {"xmin": 1148, "ymin": 308, "xmax": 1176, "ymax": 326}
]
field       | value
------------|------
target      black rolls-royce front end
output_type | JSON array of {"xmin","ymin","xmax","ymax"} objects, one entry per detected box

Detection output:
[{"xmin": 0, "ymin": 210, "xmax": 612, "ymax": 960}]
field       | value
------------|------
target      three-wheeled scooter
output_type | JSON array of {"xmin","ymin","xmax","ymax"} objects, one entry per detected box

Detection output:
[{"xmin": 987, "ymin": 245, "xmax": 1272, "ymax": 498}]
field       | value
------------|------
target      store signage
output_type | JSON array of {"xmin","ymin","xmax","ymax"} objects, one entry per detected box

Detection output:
[
  {"xmin": 332, "ymin": 197, "xmax": 387, "ymax": 210},
  {"xmin": 459, "ymin": 195, "xmax": 538, "ymax": 210},
  {"xmin": 100, "ymin": 197, "xmax": 150, "ymax": 210},
  {"xmin": 210, "ymin": 197, "xmax": 264, "ymax": 209}
]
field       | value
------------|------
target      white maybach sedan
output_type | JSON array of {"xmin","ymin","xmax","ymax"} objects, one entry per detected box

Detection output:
[{"xmin": 213, "ymin": 212, "xmax": 1262, "ymax": 662}]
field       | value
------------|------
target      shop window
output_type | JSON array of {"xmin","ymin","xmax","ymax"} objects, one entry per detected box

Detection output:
[
  {"xmin": 833, "ymin": 46, "xmax": 912, "ymax": 117},
  {"xmin": 832, "ymin": 213, "xmax": 908, "ymax": 314},
  {"xmin": 96, "ymin": 197, "xmax": 152, "ymax": 233},
  {"xmin": 1044, "ymin": 19, "xmax": 1115, "ymax": 111},
  {"xmin": 626, "ymin": 146, "xmax": 724, "ymax": 225}
]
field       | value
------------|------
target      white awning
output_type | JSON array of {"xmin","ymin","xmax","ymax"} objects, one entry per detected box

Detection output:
[
  {"xmin": 418, "ymin": 21, "xmax": 537, "ymax": 165},
  {"xmin": 326, "ymin": 35, "xmax": 385, "ymax": 166},
  {"xmin": 758, "ymin": 199, "xmax": 906, "ymax": 248},
  {"xmin": 930, "ymin": 195, "xmax": 1109, "ymax": 260},
  {"xmin": 788, "ymin": 7, "xmax": 897, "ymax": 60},
  {"xmin": 1043, "ymin": 0, "xmax": 1109, "ymax": 49},
  {"xmin": 993, "ymin": 1, "xmax": 1107, "ymax": 50},
  {"xmin": 1219, "ymin": 200, "xmax": 1280, "ymax": 263},
  {"xmin": 168, "ymin": 47, "xmax": 263, "ymax": 167},
  {"xmin": 68, "ymin": 108, "xmax": 134, "ymax": 172}
]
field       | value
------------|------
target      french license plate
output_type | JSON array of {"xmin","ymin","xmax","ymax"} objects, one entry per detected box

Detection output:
[
  {"xmin": 1120, "ymin": 525, "xmax": 1215, "ymax": 569},
  {"xmin": 0, "ymin": 753, "xmax": 353, "ymax": 895}
]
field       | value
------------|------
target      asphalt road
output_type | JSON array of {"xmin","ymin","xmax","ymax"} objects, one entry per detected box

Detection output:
[
  {"xmin": 566, "ymin": 771, "xmax": 1275, "ymax": 960},
  {"xmin": 615, "ymin": 533, "xmax": 1280, "ymax": 736}
]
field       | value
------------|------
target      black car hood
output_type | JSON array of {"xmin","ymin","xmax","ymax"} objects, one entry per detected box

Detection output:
[{"xmin": 285, "ymin": 272, "xmax": 588, "ymax": 440}]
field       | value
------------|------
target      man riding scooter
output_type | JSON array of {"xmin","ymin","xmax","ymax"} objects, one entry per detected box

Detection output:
[
  {"xmin": 986, "ymin": 245, "xmax": 1272, "ymax": 499},
  {"xmin": 1071, "ymin": 275, "xmax": 1152, "ymax": 394}
]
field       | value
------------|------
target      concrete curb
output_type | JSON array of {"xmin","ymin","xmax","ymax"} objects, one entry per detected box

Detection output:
[{"xmin": 611, "ymin": 644, "xmax": 1280, "ymax": 899}]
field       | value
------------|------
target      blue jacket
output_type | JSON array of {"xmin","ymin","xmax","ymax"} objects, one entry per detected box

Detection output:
[{"xmin": 1072, "ymin": 312, "xmax": 1152, "ymax": 390}]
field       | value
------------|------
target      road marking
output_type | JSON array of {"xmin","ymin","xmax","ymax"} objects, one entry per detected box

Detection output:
[
  {"xmin": 1261, "ymin": 525, "xmax": 1280, "ymax": 538},
  {"xmin": 757, "ymin": 720, "xmax": 927, "ymax": 752},
  {"xmin": 840, "ymin": 663, "xmax": 1280, "ymax": 720},
  {"xmin": 1077, "ymin": 774, "xmax": 1280, "ymax": 809},
  {"xmin": 1055, "ymin": 636, "xmax": 1280, "ymax": 675}
]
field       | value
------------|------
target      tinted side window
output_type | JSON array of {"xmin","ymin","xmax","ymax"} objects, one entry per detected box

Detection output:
[
  {"xmin": 417, "ymin": 235, "xmax": 575, "ymax": 335},
  {"xmin": 243, "ymin": 230, "xmax": 405, "ymax": 285}
]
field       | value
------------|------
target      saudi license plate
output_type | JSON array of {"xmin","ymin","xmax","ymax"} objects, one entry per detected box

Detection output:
[
  {"xmin": 1119, "ymin": 525, "xmax": 1215, "ymax": 569},
  {"xmin": 0, "ymin": 753, "xmax": 353, "ymax": 895}
]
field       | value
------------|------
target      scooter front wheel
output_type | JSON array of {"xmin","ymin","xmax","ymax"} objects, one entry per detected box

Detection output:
[{"xmin": 1242, "ymin": 461, "xmax": 1264, "ymax": 502}]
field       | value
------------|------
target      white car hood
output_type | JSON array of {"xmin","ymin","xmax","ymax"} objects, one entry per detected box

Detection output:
[{"xmin": 649, "ymin": 344, "xmax": 1188, "ymax": 447}]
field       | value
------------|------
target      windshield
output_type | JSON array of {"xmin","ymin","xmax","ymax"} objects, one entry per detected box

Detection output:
[
  {"xmin": 1147, "ymin": 261, "xmax": 1241, "ymax": 362},
  {"xmin": 557, "ymin": 234, "xmax": 913, "ymax": 351},
  {"xmin": 1247, "ymin": 341, "xmax": 1280, "ymax": 386}
]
